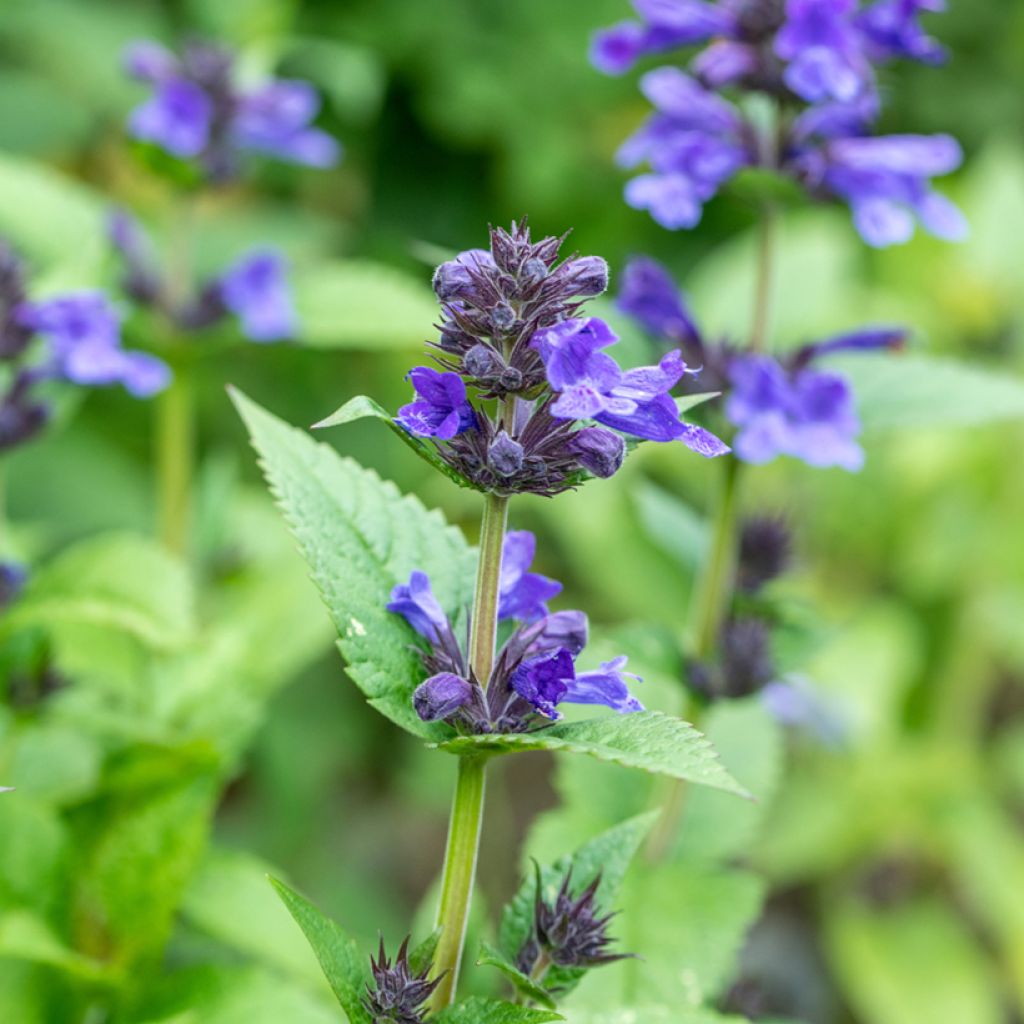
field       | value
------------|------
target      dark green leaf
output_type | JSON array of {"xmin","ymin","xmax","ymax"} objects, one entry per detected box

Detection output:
[
  {"xmin": 437, "ymin": 712, "xmax": 749, "ymax": 797},
  {"xmin": 313, "ymin": 395, "xmax": 479, "ymax": 490},
  {"xmin": 433, "ymin": 996, "xmax": 563, "ymax": 1023},
  {"xmin": 269, "ymin": 876, "xmax": 372, "ymax": 1024},
  {"xmin": 232, "ymin": 389, "xmax": 477, "ymax": 739},
  {"xmin": 477, "ymin": 942, "xmax": 558, "ymax": 1009}
]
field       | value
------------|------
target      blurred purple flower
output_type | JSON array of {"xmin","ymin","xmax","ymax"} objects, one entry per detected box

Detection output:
[
  {"xmin": 396, "ymin": 367, "xmax": 478, "ymax": 440},
  {"xmin": 616, "ymin": 255, "xmax": 702, "ymax": 348},
  {"xmin": 499, "ymin": 531, "xmax": 562, "ymax": 623},
  {"xmin": 857, "ymin": 0, "xmax": 947, "ymax": 64},
  {"xmin": 17, "ymin": 293, "xmax": 169, "ymax": 397},
  {"xmin": 618, "ymin": 68, "xmax": 752, "ymax": 230},
  {"xmin": 219, "ymin": 249, "xmax": 296, "ymax": 342},
  {"xmin": 123, "ymin": 38, "xmax": 340, "ymax": 178}
]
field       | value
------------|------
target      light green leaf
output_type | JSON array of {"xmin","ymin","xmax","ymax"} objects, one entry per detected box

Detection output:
[
  {"xmin": 438, "ymin": 712, "xmax": 749, "ymax": 797},
  {"xmin": 0, "ymin": 910, "xmax": 114, "ymax": 984},
  {"xmin": 182, "ymin": 848, "xmax": 326, "ymax": 989},
  {"xmin": 824, "ymin": 898, "xmax": 1003, "ymax": 1024},
  {"xmin": 7, "ymin": 725, "xmax": 101, "ymax": 805},
  {"xmin": 568, "ymin": 1009, "xmax": 747, "ymax": 1024},
  {"xmin": 477, "ymin": 943, "xmax": 557, "ymax": 1008},
  {"xmin": 313, "ymin": 395, "xmax": 478, "ymax": 491},
  {"xmin": 2, "ymin": 533, "xmax": 195, "ymax": 652},
  {"xmin": 676, "ymin": 392, "xmax": 721, "ymax": 415},
  {"xmin": 493, "ymin": 814, "xmax": 657, "ymax": 1001},
  {"xmin": 834, "ymin": 353, "xmax": 1024, "ymax": 430},
  {"xmin": 633, "ymin": 481, "xmax": 709, "ymax": 572},
  {"xmin": 409, "ymin": 928, "xmax": 443, "ymax": 977},
  {"xmin": 293, "ymin": 259, "xmax": 438, "ymax": 350},
  {"xmin": 232, "ymin": 389, "xmax": 476, "ymax": 739},
  {"xmin": 269, "ymin": 877, "xmax": 372, "ymax": 1024},
  {"xmin": 433, "ymin": 997, "xmax": 563, "ymax": 1023}
]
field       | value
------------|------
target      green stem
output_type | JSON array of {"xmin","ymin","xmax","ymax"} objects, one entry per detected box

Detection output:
[
  {"xmin": 429, "ymin": 491, "xmax": 509, "ymax": 1009},
  {"xmin": 156, "ymin": 360, "xmax": 194, "ymax": 557},
  {"xmin": 749, "ymin": 206, "xmax": 777, "ymax": 354}
]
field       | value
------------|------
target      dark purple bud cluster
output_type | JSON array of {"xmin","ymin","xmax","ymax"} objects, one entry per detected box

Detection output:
[
  {"xmin": 737, "ymin": 515, "xmax": 792, "ymax": 594},
  {"xmin": 388, "ymin": 532, "xmax": 644, "ymax": 732},
  {"xmin": 124, "ymin": 38, "xmax": 340, "ymax": 183},
  {"xmin": 689, "ymin": 615, "xmax": 777, "ymax": 702},
  {"xmin": 363, "ymin": 937, "xmax": 441, "ymax": 1024},
  {"xmin": 592, "ymin": 1, "xmax": 966, "ymax": 248},
  {"xmin": 516, "ymin": 867, "xmax": 632, "ymax": 980},
  {"xmin": 395, "ymin": 221, "xmax": 727, "ymax": 495},
  {"xmin": 107, "ymin": 211, "xmax": 296, "ymax": 343},
  {"xmin": 616, "ymin": 254, "xmax": 907, "ymax": 471},
  {"xmin": 0, "ymin": 240, "xmax": 166, "ymax": 456}
]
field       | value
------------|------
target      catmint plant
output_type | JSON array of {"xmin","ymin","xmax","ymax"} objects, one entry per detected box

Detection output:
[
  {"xmin": 115, "ymin": 37, "xmax": 339, "ymax": 554},
  {"xmin": 0, "ymin": 239, "xmax": 165, "ymax": 607},
  {"xmin": 590, "ymin": 0, "xmax": 965, "ymax": 866},
  {"xmin": 236, "ymin": 219, "xmax": 749, "ymax": 1019}
]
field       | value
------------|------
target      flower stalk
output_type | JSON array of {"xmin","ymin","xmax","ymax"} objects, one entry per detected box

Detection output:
[{"xmin": 429, "ymin": 490, "xmax": 508, "ymax": 1009}]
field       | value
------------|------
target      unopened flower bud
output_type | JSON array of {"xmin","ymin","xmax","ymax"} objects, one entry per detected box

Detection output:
[
  {"xmin": 488, "ymin": 430, "xmax": 525, "ymax": 478},
  {"xmin": 526, "ymin": 610, "xmax": 589, "ymax": 658},
  {"xmin": 567, "ymin": 255, "xmax": 609, "ymax": 298},
  {"xmin": 521, "ymin": 257, "xmax": 549, "ymax": 285},
  {"xmin": 491, "ymin": 302, "xmax": 516, "ymax": 331},
  {"xmin": 570, "ymin": 427, "xmax": 625, "ymax": 479},
  {"xmin": 413, "ymin": 672, "xmax": 474, "ymax": 722},
  {"xmin": 498, "ymin": 365, "xmax": 523, "ymax": 391},
  {"xmin": 432, "ymin": 249, "xmax": 495, "ymax": 302},
  {"xmin": 463, "ymin": 343, "xmax": 505, "ymax": 378}
]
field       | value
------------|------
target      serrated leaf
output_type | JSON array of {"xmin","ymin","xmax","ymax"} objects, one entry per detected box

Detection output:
[
  {"xmin": 477, "ymin": 942, "xmax": 557, "ymax": 1008},
  {"xmin": 313, "ymin": 395, "xmax": 478, "ymax": 490},
  {"xmin": 493, "ymin": 814, "xmax": 657, "ymax": 1001},
  {"xmin": 293, "ymin": 259, "xmax": 438, "ymax": 350},
  {"xmin": 1, "ymin": 533, "xmax": 195, "ymax": 652},
  {"xmin": 438, "ymin": 712, "xmax": 748, "ymax": 797},
  {"xmin": 568, "ymin": 1008, "xmax": 747, "ymax": 1024},
  {"xmin": 833, "ymin": 352, "xmax": 1024, "ymax": 430},
  {"xmin": 269, "ymin": 877, "xmax": 372, "ymax": 1024},
  {"xmin": 433, "ymin": 996, "xmax": 563, "ymax": 1023},
  {"xmin": 409, "ymin": 927, "xmax": 443, "ymax": 977},
  {"xmin": 231, "ymin": 389, "xmax": 477, "ymax": 739}
]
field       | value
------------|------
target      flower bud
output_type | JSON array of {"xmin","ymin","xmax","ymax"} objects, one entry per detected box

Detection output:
[
  {"xmin": 432, "ymin": 249, "xmax": 495, "ymax": 302},
  {"xmin": 570, "ymin": 427, "xmax": 625, "ymax": 479},
  {"xmin": 525, "ymin": 610, "xmax": 589, "ymax": 658},
  {"xmin": 566, "ymin": 255, "xmax": 609, "ymax": 298},
  {"xmin": 463, "ymin": 343, "xmax": 505, "ymax": 378},
  {"xmin": 488, "ymin": 430, "xmax": 525, "ymax": 478},
  {"xmin": 491, "ymin": 302, "xmax": 516, "ymax": 331},
  {"xmin": 413, "ymin": 672, "xmax": 474, "ymax": 722},
  {"xmin": 520, "ymin": 257, "xmax": 549, "ymax": 285}
]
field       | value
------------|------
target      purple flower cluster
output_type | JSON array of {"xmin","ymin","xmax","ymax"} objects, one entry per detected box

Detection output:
[
  {"xmin": 108, "ymin": 210, "xmax": 296, "ymax": 344},
  {"xmin": 0, "ymin": 241, "xmax": 166, "ymax": 456},
  {"xmin": 593, "ymin": 1, "xmax": 965, "ymax": 247},
  {"xmin": 616, "ymin": 253, "xmax": 906, "ymax": 469},
  {"xmin": 388, "ymin": 531, "xmax": 644, "ymax": 731},
  {"xmin": 393, "ymin": 222, "xmax": 727, "ymax": 496},
  {"xmin": 124, "ymin": 39, "xmax": 340, "ymax": 181}
]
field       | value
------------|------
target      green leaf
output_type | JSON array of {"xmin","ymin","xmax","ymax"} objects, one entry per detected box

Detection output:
[
  {"xmin": 270, "ymin": 877, "xmax": 372, "ymax": 1024},
  {"xmin": 409, "ymin": 928, "xmax": 443, "ymax": 977},
  {"xmin": 293, "ymin": 259, "xmax": 438, "ymax": 350},
  {"xmin": 477, "ymin": 942, "xmax": 557, "ymax": 1008},
  {"xmin": 313, "ymin": 395, "xmax": 479, "ymax": 491},
  {"xmin": 0, "ymin": 910, "xmax": 114, "ymax": 984},
  {"xmin": 567, "ymin": 1009, "xmax": 747, "ymax": 1024},
  {"xmin": 633, "ymin": 481, "xmax": 709, "ymax": 572},
  {"xmin": 181, "ymin": 848, "xmax": 325, "ymax": 989},
  {"xmin": 438, "ymin": 712, "xmax": 749, "ymax": 797},
  {"xmin": 433, "ymin": 997, "xmax": 563, "ymax": 1023},
  {"xmin": 833, "ymin": 352, "xmax": 1024, "ymax": 430},
  {"xmin": 1, "ymin": 533, "xmax": 195, "ymax": 652},
  {"xmin": 493, "ymin": 814, "xmax": 657, "ymax": 1001},
  {"xmin": 676, "ymin": 392, "xmax": 721, "ymax": 415},
  {"xmin": 231, "ymin": 389, "xmax": 477, "ymax": 739}
]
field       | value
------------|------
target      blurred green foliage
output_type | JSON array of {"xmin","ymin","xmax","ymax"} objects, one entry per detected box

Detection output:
[{"xmin": 0, "ymin": 0, "xmax": 1023, "ymax": 1021}]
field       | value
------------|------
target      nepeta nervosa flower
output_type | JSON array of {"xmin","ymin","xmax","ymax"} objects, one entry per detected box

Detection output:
[
  {"xmin": 388, "ymin": 531, "xmax": 644, "ymax": 731},
  {"xmin": 123, "ymin": 39, "xmax": 341, "ymax": 181},
  {"xmin": 395, "ymin": 221, "xmax": 728, "ymax": 496},
  {"xmin": 592, "ymin": 1, "xmax": 965, "ymax": 247},
  {"xmin": 362, "ymin": 937, "xmax": 441, "ymax": 1024},
  {"xmin": 615, "ymin": 253, "xmax": 907, "ymax": 470}
]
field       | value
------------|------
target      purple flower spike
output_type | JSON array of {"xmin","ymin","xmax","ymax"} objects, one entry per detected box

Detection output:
[
  {"xmin": 396, "ymin": 367, "xmax": 478, "ymax": 440},
  {"xmin": 413, "ymin": 672, "xmax": 475, "ymax": 722},
  {"xmin": 616, "ymin": 256, "xmax": 702, "ymax": 348},
  {"xmin": 123, "ymin": 40, "xmax": 179, "ymax": 83},
  {"xmin": 219, "ymin": 249, "xmax": 296, "ymax": 342},
  {"xmin": 499, "ymin": 531, "xmax": 562, "ymax": 623},
  {"xmin": 387, "ymin": 570, "xmax": 450, "ymax": 641},
  {"xmin": 511, "ymin": 648, "xmax": 575, "ymax": 720},
  {"xmin": 233, "ymin": 80, "xmax": 341, "ymax": 167},
  {"xmin": 566, "ymin": 656, "xmax": 645, "ymax": 714},
  {"xmin": 128, "ymin": 77, "xmax": 213, "ymax": 158},
  {"xmin": 858, "ymin": 0, "xmax": 947, "ymax": 64}
]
